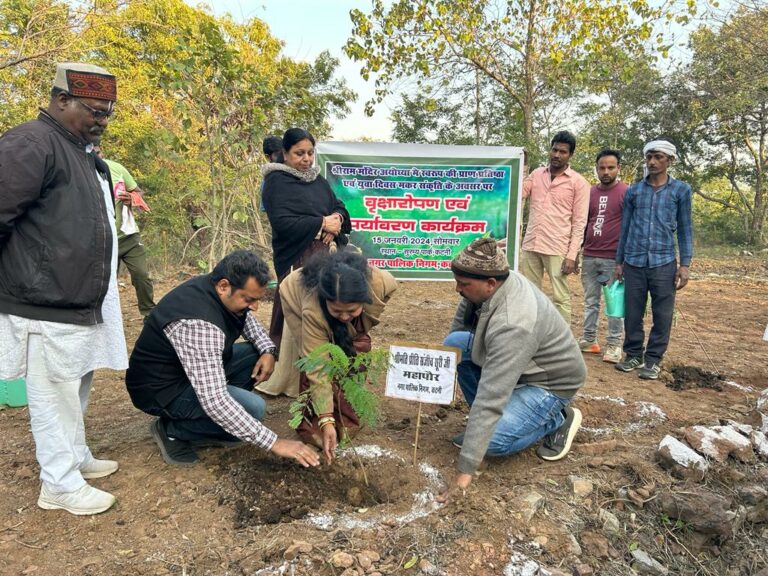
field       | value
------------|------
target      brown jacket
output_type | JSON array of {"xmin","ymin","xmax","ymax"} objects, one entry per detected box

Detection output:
[{"xmin": 280, "ymin": 266, "xmax": 398, "ymax": 415}]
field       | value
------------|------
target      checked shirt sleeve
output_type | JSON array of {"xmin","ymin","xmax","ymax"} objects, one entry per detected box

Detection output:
[
  {"xmin": 164, "ymin": 319, "xmax": 277, "ymax": 449},
  {"xmin": 676, "ymin": 182, "xmax": 694, "ymax": 267},
  {"xmin": 243, "ymin": 313, "xmax": 277, "ymax": 355}
]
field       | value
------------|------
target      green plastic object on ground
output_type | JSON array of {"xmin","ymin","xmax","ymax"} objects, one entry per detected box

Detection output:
[
  {"xmin": 603, "ymin": 281, "xmax": 625, "ymax": 318},
  {"xmin": 0, "ymin": 378, "xmax": 27, "ymax": 407}
]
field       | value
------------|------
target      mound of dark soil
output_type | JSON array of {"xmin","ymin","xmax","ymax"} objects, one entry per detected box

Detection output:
[
  {"xmin": 666, "ymin": 365, "xmax": 724, "ymax": 391},
  {"xmin": 220, "ymin": 449, "xmax": 423, "ymax": 528}
]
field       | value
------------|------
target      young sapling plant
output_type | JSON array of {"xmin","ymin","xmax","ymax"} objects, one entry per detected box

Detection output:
[{"xmin": 289, "ymin": 342, "xmax": 390, "ymax": 484}]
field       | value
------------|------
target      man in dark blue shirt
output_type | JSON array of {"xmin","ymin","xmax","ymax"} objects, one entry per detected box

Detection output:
[{"xmin": 613, "ymin": 139, "xmax": 693, "ymax": 379}]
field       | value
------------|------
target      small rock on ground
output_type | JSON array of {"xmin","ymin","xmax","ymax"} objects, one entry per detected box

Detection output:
[
  {"xmin": 657, "ymin": 490, "xmax": 735, "ymax": 538},
  {"xmin": 330, "ymin": 551, "xmax": 355, "ymax": 568},
  {"xmin": 573, "ymin": 563, "xmax": 593, "ymax": 575},
  {"xmin": 599, "ymin": 508, "xmax": 621, "ymax": 535},
  {"xmin": 509, "ymin": 491, "xmax": 545, "ymax": 523},
  {"xmin": 569, "ymin": 476, "xmax": 594, "ymax": 497},
  {"xmin": 631, "ymin": 549, "xmax": 669, "ymax": 575},
  {"xmin": 656, "ymin": 435, "xmax": 708, "ymax": 481},
  {"xmin": 283, "ymin": 541, "xmax": 312, "ymax": 561},
  {"xmin": 579, "ymin": 531, "xmax": 609, "ymax": 558}
]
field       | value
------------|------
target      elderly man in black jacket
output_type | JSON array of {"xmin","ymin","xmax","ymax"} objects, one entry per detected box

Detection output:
[{"xmin": 0, "ymin": 63, "xmax": 127, "ymax": 515}]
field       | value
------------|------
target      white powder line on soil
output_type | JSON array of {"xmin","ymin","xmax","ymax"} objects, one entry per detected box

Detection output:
[
  {"xmin": 635, "ymin": 401, "xmax": 667, "ymax": 420},
  {"xmin": 303, "ymin": 444, "xmax": 443, "ymax": 531},
  {"xmin": 581, "ymin": 399, "xmax": 667, "ymax": 436},
  {"xmin": 723, "ymin": 380, "xmax": 753, "ymax": 392},
  {"xmin": 346, "ymin": 444, "xmax": 400, "ymax": 460},
  {"xmin": 577, "ymin": 393, "xmax": 627, "ymax": 405}
]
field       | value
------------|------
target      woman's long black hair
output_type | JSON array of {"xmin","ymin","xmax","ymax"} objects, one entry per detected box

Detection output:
[{"xmin": 301, "ymin": 250, "xmax": 372, "ymax": 356}]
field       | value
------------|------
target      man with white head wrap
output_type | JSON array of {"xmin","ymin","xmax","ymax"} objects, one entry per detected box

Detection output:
[
  {"xmin": 613, "ymin": 139, "xmax": 693, "ymax": 380},
  {"xmin": 643, "ymin": 139, "xmax": 677, "ymax": 159}
]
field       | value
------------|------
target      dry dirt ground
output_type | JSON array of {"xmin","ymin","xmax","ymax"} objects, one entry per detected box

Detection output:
[{"xmin": 1, "ymin": 255, "xmax": 767, "ymax": 576}]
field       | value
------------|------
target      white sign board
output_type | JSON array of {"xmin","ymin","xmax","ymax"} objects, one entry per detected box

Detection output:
[{"xmin": 385, "ymin": 343, "xmax": 459, "ymax": 405}]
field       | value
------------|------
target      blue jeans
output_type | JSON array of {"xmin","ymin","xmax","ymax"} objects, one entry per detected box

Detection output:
[
  {"xmin": 444, "ymin": 331, "xmax": 568, "ymax": 455},
  {"xmin": 623, "ymin": 261, "xmax": 677, "ymax": 365},
  {"xmin": 581, "ymin": 256, "xmax": 623, "ymax": 346},
  {"xmin": 161, "ymin": 343, "xmax": 267, "ymax": 442}
]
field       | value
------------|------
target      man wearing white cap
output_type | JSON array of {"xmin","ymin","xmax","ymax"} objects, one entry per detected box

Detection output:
[
  {"xmin": 0, "ymin": 63, "xmax": 127, "ymax": 514},
  {"xmin": 613, "ymin": 139, "xmax": 693, "ymax": 380}
]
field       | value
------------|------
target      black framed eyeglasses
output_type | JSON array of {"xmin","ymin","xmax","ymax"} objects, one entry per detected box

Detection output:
[{"xmin": 73, "ymin": 98, "xmax": 114, "ymax": 120}]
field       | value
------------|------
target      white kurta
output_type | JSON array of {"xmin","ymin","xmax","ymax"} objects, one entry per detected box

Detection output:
[{"xmin": 0, "ymin": 168, "xmax": 128, "ymax": 381}]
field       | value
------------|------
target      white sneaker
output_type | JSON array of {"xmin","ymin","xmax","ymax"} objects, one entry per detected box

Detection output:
[
  {"xmin": 38, "ymin": 483, "xmax": 116, "ymax": 515},
  {"xmin": 602, "ymin": 345, "xmax": 623, "ymax": 364},
  {"xmin": 81, "ymin": 458, "xmax": 119, "ymax": 479}
]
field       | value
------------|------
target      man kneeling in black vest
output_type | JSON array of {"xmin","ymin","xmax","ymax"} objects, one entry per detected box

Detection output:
[{"xmin": 126, "ymin": 250, "xmax": 320, "ymax": 468}]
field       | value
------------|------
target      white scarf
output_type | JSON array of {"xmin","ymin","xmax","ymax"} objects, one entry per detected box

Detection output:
[{"xmin": 643, "ymin": 140, "xmax": 677, "ymax": 159}]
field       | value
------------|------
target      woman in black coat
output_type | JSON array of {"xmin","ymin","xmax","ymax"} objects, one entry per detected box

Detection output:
[{"xmin": 261, "ymin": 128, "xmax": 351, "ymax": 383}]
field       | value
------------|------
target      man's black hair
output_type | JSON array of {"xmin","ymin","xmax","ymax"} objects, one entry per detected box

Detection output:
[
  {"xmin": 596, "ymin": 148, "xmax": 622, "ymax": 164},
  {"xmin": 210, "ymin": 250, "xmax": 270, "ymax": 289},
  {"xmin": 551, "ymin": 130, "xmax": 577, "ymax": 154},
  {"xmin": 262, "ymin": 135, "xmax": 283, "ymax": 158}
]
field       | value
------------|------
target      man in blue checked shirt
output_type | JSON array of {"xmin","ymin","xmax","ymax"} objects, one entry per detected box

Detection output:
[{"xmin": 612, "ymin": 139, "xmax": 693, "ymax": 380}]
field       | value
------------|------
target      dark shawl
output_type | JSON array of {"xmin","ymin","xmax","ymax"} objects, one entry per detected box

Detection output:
[{"xmin": 262, "ymin": 167, "xmax": 351, "ymax": 277}]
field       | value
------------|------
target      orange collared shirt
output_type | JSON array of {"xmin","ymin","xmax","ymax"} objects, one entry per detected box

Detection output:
[{"xmin": 522, "ymin": 165, "xmax": 590, "ymax": 260}]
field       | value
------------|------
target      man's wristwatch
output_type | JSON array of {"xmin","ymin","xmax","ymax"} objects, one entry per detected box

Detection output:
[{"xmin": 264, "ymin": 346, "xmax": 278, "ymax": 360}]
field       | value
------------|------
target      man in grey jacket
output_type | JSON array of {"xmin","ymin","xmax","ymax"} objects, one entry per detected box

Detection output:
[{"xmin": 439, "ymin": 238, "xmax": 586, "ymax": 501}]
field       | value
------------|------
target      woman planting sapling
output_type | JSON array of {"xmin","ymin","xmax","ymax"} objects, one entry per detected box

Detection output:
[{"xmin": 279, "ymin": 251, "xmax": 397, "ymax": 463}]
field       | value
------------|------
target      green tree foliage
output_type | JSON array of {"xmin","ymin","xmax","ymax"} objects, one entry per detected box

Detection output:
[
  {"xmin": 0, "ymin": 0, "xmax": 117, "ymax": 127},
  {"xmin": 346, "ymin": 0, "xmax": 694, "ymax": 153},
  {"xmin": 681, "ymin": 6, "xmax": 768, "ymax": 245},
  {"xmin": 0, "ymin": 0, "xmax": 355, "ymax": 267},
  {"xmin": 390, "ymin": 75, "xmax": 526, "ymax": 148},
  {"xmin": 573, "ymin": 48, "xmax": 664, "ymax": 180}
]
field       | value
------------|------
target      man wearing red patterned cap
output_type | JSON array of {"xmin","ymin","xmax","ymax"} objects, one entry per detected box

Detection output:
[
  {"xmin": 439, "ymin": 238, "xmax": 586, "ymax": 502},
  {"xmin": 0, "ymin": 63, "xmax": 127, "ymax": 515}
]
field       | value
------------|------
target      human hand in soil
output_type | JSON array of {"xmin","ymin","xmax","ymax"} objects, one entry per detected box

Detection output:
[
  {"xmin": 612, "ymin": 264, "xmax": 624, "ymax": 282},
  {"xmin": 270, "ymin": 439, "xmax": 320, "ymax": 467},
  {"xmin": 321, "ymin": 425, "xmax": 338, "ymax": 464},
  {"xmin": 435, "ymin": 472, "xmax": 473, "ymax": 504},
  {"xmin": 251, "ymin": 353, "xmax": 275, "ymax": 383},
  {"xmin": 321, "ymin": 231, "xmax": 335, "ymax": 245},
  {"xmin": 675, "ymin": 265, "xmax": 689, "ymax": 290}
]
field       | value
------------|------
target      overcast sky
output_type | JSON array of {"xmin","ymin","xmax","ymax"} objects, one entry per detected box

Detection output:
[
  {"xmin": 205, "ymin": 0, "xmax": 394, "ymax": 142},
  {"xmin": 201, "ymin": 0, "xmax": 724, "ymax": 144}
]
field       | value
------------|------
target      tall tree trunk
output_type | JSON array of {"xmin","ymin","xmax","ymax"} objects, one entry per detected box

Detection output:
[
  {"xmin": 522, "ymin": 0, "xmax": 538, "ymax": 149},
  {"xmin": 474, "ymin": 68, "xmax": 481, "ymax": 145}
]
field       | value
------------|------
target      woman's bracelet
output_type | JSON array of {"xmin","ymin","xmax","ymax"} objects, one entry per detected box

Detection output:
[{"xmin": 318, "ymin": 416, "xmax": 336, "ymax": 429}]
